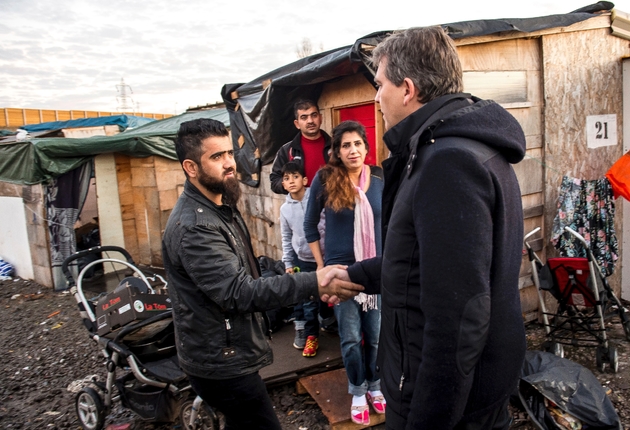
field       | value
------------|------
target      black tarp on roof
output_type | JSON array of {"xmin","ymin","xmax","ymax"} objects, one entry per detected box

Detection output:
[{"xmin": 221, "ymin": 2, "xmax": 614, "ymax": 187}]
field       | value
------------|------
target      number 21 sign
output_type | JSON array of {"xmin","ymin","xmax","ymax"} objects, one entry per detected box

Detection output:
[{"xmin": 586, "ymin": 114, "xmax": 617, "ymax": 149}]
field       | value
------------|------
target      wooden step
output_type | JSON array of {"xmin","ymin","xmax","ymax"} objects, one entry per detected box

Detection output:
[{"xmin": 297, "ymin": 368, "xmax": 386, "ymax": 430}]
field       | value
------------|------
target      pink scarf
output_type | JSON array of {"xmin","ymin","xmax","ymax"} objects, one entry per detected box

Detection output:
[{"xmin": 353, "ymin": 165, "xmax": 378, "ymax": 311}]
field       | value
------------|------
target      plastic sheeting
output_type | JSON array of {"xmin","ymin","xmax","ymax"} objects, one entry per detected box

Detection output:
[
  {"xmin": 0, "ymin": 108, "xmax": 229, "ymax": 185},
  {"xmin": 221, "ymin": 2, "xmax": 614, "ymax": 187},
  {"xmin": 518, "ymin": 351, "xmax": 621, "ymax": 430},
  {"xmin": 20, "ymin": 114, "xmax": 154, "ymax": 133}
]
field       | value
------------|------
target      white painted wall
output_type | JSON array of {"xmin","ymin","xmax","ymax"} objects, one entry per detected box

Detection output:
[
  {"xmin": 0, "ymin": 196, "xmax": 34, "ymax": 279},
  {"xmin": 94, "ymin": 153, "xmax": 125, "ymax": 273}
]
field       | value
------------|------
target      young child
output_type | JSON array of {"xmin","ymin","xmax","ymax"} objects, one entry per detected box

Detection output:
[{"xmin": 280, "ymin": 162, "xmax": 325, "ymax": 357}]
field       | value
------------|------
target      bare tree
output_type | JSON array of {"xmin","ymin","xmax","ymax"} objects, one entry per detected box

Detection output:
[{"xmin": 296, "ymin": 37, "xmax": 313, "ymax": 58}]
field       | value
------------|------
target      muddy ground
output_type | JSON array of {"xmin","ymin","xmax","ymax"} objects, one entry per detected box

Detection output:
[{"xmin": 1, "ymin": 276, "xmax": 629, "ymax": 429}]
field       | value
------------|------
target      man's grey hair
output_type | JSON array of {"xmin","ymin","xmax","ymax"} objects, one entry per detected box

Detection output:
[{"xmin": 372, "ymin": 26, "xmax": 463, "ymax": 104}]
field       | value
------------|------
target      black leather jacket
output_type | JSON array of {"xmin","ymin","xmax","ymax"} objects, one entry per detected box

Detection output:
[{"xmin": 162, "ymin": 181, "xmax": 318, "ymax": 379}]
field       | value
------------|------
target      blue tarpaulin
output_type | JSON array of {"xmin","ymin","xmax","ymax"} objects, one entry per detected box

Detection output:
[{"xmin": 20, "ymin": 114, "xmax": 155, "ymax": 133}]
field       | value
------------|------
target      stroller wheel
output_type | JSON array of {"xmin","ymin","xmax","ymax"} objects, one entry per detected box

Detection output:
[
  {"xmin": 609, "ymin": 347, "xmax": 619, "ymax": 373},
  {"xmin": 76, "ymin": 387, "xmax": 105, "ymax": 430},
  {"xmin": 179, "ymin": 396, "xmax": 219, "ymax": 430},
  {"xmin": 596, "ymin": 346, "xmax": 606, "ymax": 373}
]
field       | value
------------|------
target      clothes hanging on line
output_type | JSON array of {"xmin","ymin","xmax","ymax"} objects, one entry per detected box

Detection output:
[{"xmin": 551, "ymin": 176, "xmax": 618, "ymax": 277}]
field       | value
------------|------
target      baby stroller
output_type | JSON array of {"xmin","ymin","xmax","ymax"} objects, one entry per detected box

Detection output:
[
  {"xmin": 524, "ymin": 227, "xmax": 630, "ymax": 373},
  {"xmin": 62, "ymin": 245, "xmax": 219, "ymax": 430}
]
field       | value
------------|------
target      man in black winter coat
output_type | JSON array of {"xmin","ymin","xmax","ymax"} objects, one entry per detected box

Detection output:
[
  {"xmin": 327, "ymin": 27, "xmax": 528, "ymax": 429},
  {"xmin": 269, "ymin": 99, "xmax": 331, "ymax": 194}
]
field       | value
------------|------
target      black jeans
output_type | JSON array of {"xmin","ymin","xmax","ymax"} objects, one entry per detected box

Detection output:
[{"xmin": 188, "ymin": 372, "xmax": 282, "ymax": 430}]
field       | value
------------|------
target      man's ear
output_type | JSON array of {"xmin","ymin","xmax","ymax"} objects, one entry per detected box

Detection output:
[
  {"xmin": 402, "ymin": 77, "xmax": 419, "ymax": 106},
  {"xmin": 182, "ymin": 159, "xmax": 198, "ymax": 178},
  {"xmin": 294, "ymin": 119, "xmax": 300, "ymax": 130}
]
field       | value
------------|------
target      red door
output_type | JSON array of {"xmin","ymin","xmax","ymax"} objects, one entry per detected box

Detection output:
[{"xmin": 338, "ymin": 103, "xmax": 376, "ymax": 166}]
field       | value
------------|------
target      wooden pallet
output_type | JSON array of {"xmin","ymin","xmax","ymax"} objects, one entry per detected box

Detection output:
[{"xmin": 297, "ymin": 368, "xmax": 386, "ymax": 430}]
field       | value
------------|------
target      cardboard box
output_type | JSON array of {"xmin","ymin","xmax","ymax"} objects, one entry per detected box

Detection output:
[{"xmin": 95, "ymin": 280, "xmax": 172, "ymax": 338}]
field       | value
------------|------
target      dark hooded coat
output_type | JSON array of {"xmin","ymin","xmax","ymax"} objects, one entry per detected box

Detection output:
[{"xmin": 348, "ymin": 93, "xmax": 527, "ymax": 429}]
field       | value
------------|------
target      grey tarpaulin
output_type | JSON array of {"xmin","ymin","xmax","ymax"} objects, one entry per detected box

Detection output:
[
  {"xmin": 221, "ymin": 2, "xmax": 613, "ymax": 187},
  {"xmin": 518, "ymin": 351, "xmax": 621, "ymax": 430}
]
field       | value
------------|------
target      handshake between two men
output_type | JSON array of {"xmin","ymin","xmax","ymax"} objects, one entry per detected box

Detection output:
[{"xmin": 315, "ymin": 265, "xmax": 361, "ymax": 304}]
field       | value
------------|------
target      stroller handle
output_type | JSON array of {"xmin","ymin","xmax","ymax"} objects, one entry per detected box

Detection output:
[
  {"xmin": 523, "ymin": 227, "xmax": 541, "ymax": 249},
  {"xmin": 563, "ymin": 226, "xmax": 587, "ymax": 246},
  {"xmin": 62, "ymin": 245, "xmax": 135, "ymax": 288}
]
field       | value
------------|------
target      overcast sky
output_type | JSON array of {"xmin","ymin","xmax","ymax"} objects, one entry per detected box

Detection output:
[{"xmin": 1, "ymin": 0, "xmax": 628, "ymax": 115}]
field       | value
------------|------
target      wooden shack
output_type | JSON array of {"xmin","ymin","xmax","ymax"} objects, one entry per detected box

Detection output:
[
  {"xmin": 0, "ymin": 109, "xmax": 228, "ymax": 288},
  {"xmin": 230, "ymin": 7, "xmax": 630, "ymax": 320}
]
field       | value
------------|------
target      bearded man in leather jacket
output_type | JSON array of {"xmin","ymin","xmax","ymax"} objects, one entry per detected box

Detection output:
[
  {"xmin": 333, "ymin": 27, "xmax": 527, "ymax": 429},
  {"xmin": 162, "ymin": 118, "xmax": 362, "ymax": 429}
]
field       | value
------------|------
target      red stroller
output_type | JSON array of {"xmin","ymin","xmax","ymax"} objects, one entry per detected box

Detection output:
[{"xmin": 524, "ymin": 226, "xmax": 630, "ymax": 373}]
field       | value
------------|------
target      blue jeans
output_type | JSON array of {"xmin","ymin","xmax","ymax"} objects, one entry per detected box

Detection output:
[
  {"xmin": 293, "ymin": 259, "xmax": 320, "ymax": 337},
  {"xmin": 334, "ymin": 296, "xmax": 381, "ymax": 396}
]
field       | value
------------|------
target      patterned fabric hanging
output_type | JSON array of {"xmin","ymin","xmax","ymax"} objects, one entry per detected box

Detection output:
[{"xmin": 551, "ymin": 176, "xmax": 618, "ymax": 277}]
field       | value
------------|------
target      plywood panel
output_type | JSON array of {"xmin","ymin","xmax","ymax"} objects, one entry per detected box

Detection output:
[
  {"xmin": 319, "ymin": 74, "xmax": 376, "ymax": 109},
  {"xmin": 542, "ymin": 28, "xmax": 630, "ymax": 293},
  {"xmin": 458, "ymin": 38, "xmax": 541, "ymax": 71},
  {"xmin": 463, "ymin": 71, "xmax": 527, "ymax": 104}
]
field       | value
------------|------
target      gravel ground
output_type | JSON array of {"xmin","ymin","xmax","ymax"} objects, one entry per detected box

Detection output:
[{"xmin": 1, "ymin": 276, "xmax": 629, "ymax": 429}]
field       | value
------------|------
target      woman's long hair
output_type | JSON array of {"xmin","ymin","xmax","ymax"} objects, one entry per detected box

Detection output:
[{"xmin": 319, "ymin": 120, "xmax": 370, "ymax": 212}]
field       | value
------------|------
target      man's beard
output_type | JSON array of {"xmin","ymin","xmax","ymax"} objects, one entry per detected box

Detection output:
[{"xmin": 198, "ymin": 168, "xmax": 241, "ymax": 206}]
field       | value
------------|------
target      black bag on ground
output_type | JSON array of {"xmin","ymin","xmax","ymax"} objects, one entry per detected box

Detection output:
[{"xmin": 516, "ymin": 350, "xmax": 621, "ymax": 430}]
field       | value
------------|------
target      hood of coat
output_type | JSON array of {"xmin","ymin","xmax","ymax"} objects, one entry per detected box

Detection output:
[
  {"xmin": 431, "ymin": 98, "xmax": 526, "ymax": 164},
  {"xmin": 383, "ymin": 94, "xmax": 526, "ymax": 165}
]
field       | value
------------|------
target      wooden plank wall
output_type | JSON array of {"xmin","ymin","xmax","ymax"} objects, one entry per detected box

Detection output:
[
  {"xmin": 114, "ymin": 155, "xmax": 185, "ymax": 267},
  {"xmin": 542, "ymin": 28, "xmax": 630, "ymax": 295},
  {"xmin": 0, "ymin": 108, "xmax": 172, "ymax": 128},
  {"xmin": 457, "ymin": 38, "xmax": 544, "ymax": 320}
]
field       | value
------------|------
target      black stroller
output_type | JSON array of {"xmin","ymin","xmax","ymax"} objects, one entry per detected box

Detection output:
[
  {"xmin": 524, "ymin": 227, "xmax": 630, "ymax": 373},
  {"xmin": 62, "ymin": 245, "xmax": 219, "ymax": 430}
]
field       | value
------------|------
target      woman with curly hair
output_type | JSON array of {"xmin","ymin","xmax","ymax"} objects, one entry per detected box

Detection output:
[{"xmin": 304, "ymin": 120, "xmax": 384, "ymax": 426}]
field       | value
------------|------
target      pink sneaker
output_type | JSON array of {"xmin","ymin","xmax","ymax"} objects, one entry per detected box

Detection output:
[
  {"xmin": 351, "ymin": 404, "xmax": 370, "ymax": 425},
  {"xmin": 367, "ymin": 392, "xmax": 386, "ymax": 414}
]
